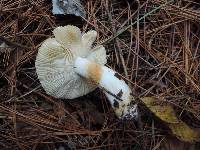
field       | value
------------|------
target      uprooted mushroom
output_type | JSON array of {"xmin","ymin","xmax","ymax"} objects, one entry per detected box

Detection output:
[{"xmin": 35, "ymin": 25, "xmax": 138, "ymax": 120}]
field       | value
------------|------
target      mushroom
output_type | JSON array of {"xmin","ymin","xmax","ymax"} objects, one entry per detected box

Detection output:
[{"xmin": 35, "ymin": 25, "xmax": 138, "ymax": 120}]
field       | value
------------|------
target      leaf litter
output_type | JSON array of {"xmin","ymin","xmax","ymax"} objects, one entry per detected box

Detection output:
[{"xmin": 0, "ymin": 0, "xmax": 200, "ymax": 149}]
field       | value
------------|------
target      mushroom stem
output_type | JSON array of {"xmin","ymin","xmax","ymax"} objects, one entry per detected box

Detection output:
[{"xmin": 74, "ymin": 57, "xmax": 138, "ymax": 120}]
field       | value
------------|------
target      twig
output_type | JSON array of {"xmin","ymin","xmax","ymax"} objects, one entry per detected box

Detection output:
[
  {"xmin": 0, "ymin": 36, "xmax": 31, "ymax": 49},
  {"xmin": 100, "ymin": 0, "xmax": 175, "ymax": 45},
  {"xmin": 105, "ymin": 1, "xmax": 128, "ymax": 78}
]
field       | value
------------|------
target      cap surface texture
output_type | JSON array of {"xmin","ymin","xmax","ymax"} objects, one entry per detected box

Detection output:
[{"xmin": 35, "ymin": 25, "xmax": 107, "ymax": 99}]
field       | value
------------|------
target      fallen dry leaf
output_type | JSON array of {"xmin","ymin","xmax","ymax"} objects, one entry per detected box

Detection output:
[
  {"xmin": 52, "ymin": 0, "xmax": 86, "ymax": 17},
  {"xmin": 141, "ymin": 97, "xmax": 179, "ymax": 123},
  {"xmin": 141, "ymin": 96, "xmax": 200, "ymax": 143},
  {"xmin": 169, "ymin": 121, "xmax": 200, "ymax": 143}
]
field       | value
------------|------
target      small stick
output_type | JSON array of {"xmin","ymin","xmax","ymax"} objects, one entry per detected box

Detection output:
[
  {"xmin": 105, "ymin": 3, "xmax": 128, "ymax": 78},
  {"xmin": 0, "ymin": 36, "xmax": 31, "ymax": 49}
]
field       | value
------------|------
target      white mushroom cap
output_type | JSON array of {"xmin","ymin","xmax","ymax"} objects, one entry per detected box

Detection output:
[{"xmin": 35, "ymin": 25, "xmax": 107, "ymax": 99}]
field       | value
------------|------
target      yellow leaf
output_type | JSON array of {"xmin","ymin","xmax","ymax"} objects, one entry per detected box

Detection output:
[
  {"xmin": 141, "ymin": 97, "xmax": 179, "ymax": 123},
  {"xmin": 169, "ymin": 121, "xmax": 200, "ymax": 142},
  {"xmin": 141, "ymin": 97, "xmax": 200, "ymax": 142}
]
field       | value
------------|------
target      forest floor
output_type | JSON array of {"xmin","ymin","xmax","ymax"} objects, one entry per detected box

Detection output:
[{"xmin": 0, "ymin": 0, "xmax": 200, "ymax": 149}]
